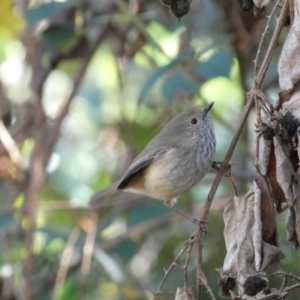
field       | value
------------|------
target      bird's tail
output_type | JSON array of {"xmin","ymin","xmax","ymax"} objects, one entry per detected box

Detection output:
[{"xmin": 89, "ymin": 183, "xmax": 119, "ymax": 208}]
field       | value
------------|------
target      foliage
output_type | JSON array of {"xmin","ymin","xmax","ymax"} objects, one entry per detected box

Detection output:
[{"xmin": 0, "ymin": 0, "xmax": 299, "ymax": 300}]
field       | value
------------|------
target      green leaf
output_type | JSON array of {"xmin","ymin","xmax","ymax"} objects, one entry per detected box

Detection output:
[
  {"xmin": 162, "ymin": 71, "xmax": 200, "ymax": 100},
  {"xmin": 26, "ymin": 1, "xmax": 77, "ymax": 27},
  {"xmin": 60, "ymin": 276, "xmax": 81, "ymax": 300},
  {"xmin": 196, "ymin": 50, "xmax": 233, "ymax": 79},
  {"xmin": 138, "ymin": 48, "xmax": 195, "ymax": 103},
  {"xmin": 0, "ymin": 212, "xmax": 16, "ymax": 230},
  {"xmin": 42, "ymin": 25, "xmax": 77, "ymax": 51},
  {"xmin": 128, "ymin": 201, "xmax": 169, "ymax": 226}
]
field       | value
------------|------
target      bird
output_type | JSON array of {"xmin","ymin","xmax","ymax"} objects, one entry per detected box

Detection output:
[{"xmin": 90, "ymin": 103, "xmax": 216, "ymax": 226}]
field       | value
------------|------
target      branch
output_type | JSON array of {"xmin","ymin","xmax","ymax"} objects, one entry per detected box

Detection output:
[
  {"xmin": 255, "ymin": 0, "xmax": 289, "ymax": 88},
  {"xmin": 182, "ymin": 242, "xmax": 193, "ymax": 288},
  {"xmin": 23, "ymin": 29, "xmax": 106, "ymax": 300},
  {"xmin": 81, "ymin": 212, "xmax": 98, "ymax": 276},
  {"xmin": 0, "ymin": 119, "xmax": 23, "ymax": 166},
  {"xmin": 46, "ymin": 30, "xmax": 106, "ymax": 152},
  {"xmin": 153, "ymin": 237, "xmax": 194, "ymax": 299},
  {"xmin": 195, "ymin": 1, "xmax": 289, "ymax": 298},
  {"xmin": 102, "ymin": 213, "xmax": 176, "ymax": 251},
  {"xmin": 253, "ymin": 0, "xmax": 282, "ymax": 79},
  {"xmin": 53, "ymin": 227, "xmax": 81, "ymax": 299},
  {"xmin": 199, "ymin": 272, "xmax": 216, "ymax": 300}
]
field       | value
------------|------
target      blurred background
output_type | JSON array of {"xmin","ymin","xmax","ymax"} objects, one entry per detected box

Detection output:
[{"xmin": 0, "ymin": 0, "xmax": 299, "ymax": 299}]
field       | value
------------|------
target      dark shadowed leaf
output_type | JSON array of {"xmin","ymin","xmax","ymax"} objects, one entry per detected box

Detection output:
[
  {"xmin": 138, "ymin": 48, "xmax": 195, "ymax": 103},
  {"xmin": 128, "ymin": 201, "xmax": 169, "ymax": 226},
  {"xmin": 43, "ymin": 25, "xmax": 76, "ymax": 51},
  {"xmin": 0, "ymin": 213, "xmax": 16, "ymax": 229},
  {"xmin": 60, "ymin": 276, "xmax": 81, "ymax": 300},
  {"xmin": 162, "ymin": 71, "xmax": 200, "ymax": 100},
  {"xmin": 26, "ymin": 1, "xmax": 77, "ymax": 27},
  {"xmin": 196, "ymin": 50, "xmax": 233, "ymax": 79}
]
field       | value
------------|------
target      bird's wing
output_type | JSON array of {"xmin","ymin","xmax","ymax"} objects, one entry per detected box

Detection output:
[{"xmin": 117, "ymin": 147, "xmax": 170, "ymax": 189}]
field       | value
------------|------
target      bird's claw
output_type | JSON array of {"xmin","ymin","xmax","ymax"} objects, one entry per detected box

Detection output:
[
  {"xmin": 192, "ymin": 218, "xmax": 207, "ymax": 233},
  {"xmin": 212, "ymin": 161, "xmax": 231, "ymax": 176}
]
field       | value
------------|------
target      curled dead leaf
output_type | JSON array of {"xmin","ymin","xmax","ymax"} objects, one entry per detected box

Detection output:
[
  {"xmin": 278, "ymin": 0, "xmax": 300, "ymax": 91},
  {"xmin": 253, "ymin": 0, "xmax": 271, "ymax": 9},
  {"xmin": 0, "ymin": 155, "xmax": 24, "ymax": 184},
  {"xmin": 273, "ymin": 137, "xmax": 294, "ymax": 207},
  {"xmin": 263, "ymin": 138, "xmax": 287, "ymax": 212},
  {"xmin": 175, "ymin": 286, "xmax": 194, "ymax": 300},
  {"xmin": 286, "ymin": 169, "xmax": 300, "ymax": 248},
  {"xmin": 219, "ymin": 182, "xmax": 283, "ymax": 296},
  {"xmin": 282, "ymin": 83, "xmax": 300, "ymax": 120},
  {"xmin": 260, "ymin": 139, "xmax": 272, "ymax": 176}
]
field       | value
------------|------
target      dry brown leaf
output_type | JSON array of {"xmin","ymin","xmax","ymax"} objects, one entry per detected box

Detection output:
[
  {"xmin": 286, "ymin": 172, "xmax": 300, "ymax": 248},
  {"xmin": 220, "ymin": 182, "xmax": 283, "ymax": 296},
  {"xmin": 217, "ymin": 268, "xmax": 236, "ymax": 298},
  {"xmin": 278, "ymin": 0, "xmax": 300, "ymax": 91},
  {"xmin": 264, "ymin": 138, "xmax": 287, "ymax": 212},
  {"xmin": 286, "ymin": 207, "xmax": 299, "ymax": 248},
  {"xmin": 175, "ymin": 286, "xmax": 194, "ymax": 300},
  {"xmin": 273, "ymin": 137, "xmax": 294, "ymax": 207},
  {"xmin": 278, "ymin": 91, "xmax": 292, "ymax": 109},
  {"xmin": 255, "ymin": 177, "xmax": 276, "ymax": 244},
  {"xmin": 260, "ymin": 139, "xmax": 272, "ymax": 176},
  {"xmin": 282, "ymin": 83, "xmax": 300, "ymax": 119},
  {"xmin": 253, "ymin": 0, "xmax": 271, "ymax": 9},
  {"xmin": 0, "ymin": 155, "xmax": 23, "ymax": 184}
]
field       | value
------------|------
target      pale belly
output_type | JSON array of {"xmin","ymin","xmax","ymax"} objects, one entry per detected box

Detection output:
[{"xmin": 143, "ymin": 146, "xmax": 213, "ymax": 203}]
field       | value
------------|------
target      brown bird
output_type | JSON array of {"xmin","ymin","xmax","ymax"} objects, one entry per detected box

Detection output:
[{"xmin": 90, "ymin": 103, "xmax": 216, "ymax": 225}]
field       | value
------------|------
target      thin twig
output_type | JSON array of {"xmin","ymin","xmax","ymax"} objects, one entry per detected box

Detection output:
[
  {"xmin": 102, "ymin": 213, "xmax": 176, "ymax": 251},
  {"xmin": 227, "ymin": 169, "xmax": 238, "ymax": 197},
  {"xmin": 47, "ymin": 30, "xmax": 106, "ymax": 152},
  {"xmin": 52, "ymin": 227, "xmax": 81, "ymax": 300},
  {"xmin": 199, "ymin": 272, "xmax": 216, "ymax": 300},
  {"xmin": 0, "ymin": 119, "xmax": 23, "ymax": 166},
  {"xmin": 183, "ymin": 243, "xmax": 193, "ymax": 288},
  {"xmin": 116, "ymin": 0, "xmax": 171, "ymax": 61},
  {"xmin": 195, "ymin": 1, "xmax": 289, "ymax": 298},
  {"xmin": 279, "ymin": 275, "xmax": 288, "ymax": 294},
  {"xmin": 255, "ymin": 0, "xmax": 289, "ymax": 87},
  {"xmin": 254, "ymin": 283, "xmax": 300, "ymax": 300},
  {"xmin": 253, "ymin": 0, "xmax": 282, "ymax": 78},
  {"xmin": 267, "ymin": 271, "xmax": 300, "ymax": 283},
  {"xmin": 24, "ymin": 133, "xmax": 45, "ymax": 300},
  {"xmin": 153, "ymin": 238, "xmax": 194, "ymax": 300},
  {"xmin": 81, "ymin": 212, "xmax": 98, "ymax": 276}
]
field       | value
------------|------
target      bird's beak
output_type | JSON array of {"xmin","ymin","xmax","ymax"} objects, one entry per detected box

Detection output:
[{"xmin": 203, "ymin": 102, "xmax": 214, "ymax": 116}]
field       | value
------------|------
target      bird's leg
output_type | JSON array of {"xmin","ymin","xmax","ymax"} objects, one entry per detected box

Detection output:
[
  {"xmin": 211, "ymin": 161, "xmax": 231, "ymax": 175},
  {"xmin": 170, "ymin": 205, "xmax": 207, "ymax": 233}
]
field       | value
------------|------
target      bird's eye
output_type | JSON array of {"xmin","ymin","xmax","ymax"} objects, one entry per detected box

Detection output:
[{"xmin": 191, "ymin": 118, "xmax": 198, "ymax": 125}]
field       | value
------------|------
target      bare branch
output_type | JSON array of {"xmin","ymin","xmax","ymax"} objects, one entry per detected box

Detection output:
[
  {"xmin": 23, "ymin": 29, "xmax": 106, "ymax": 300},
  {"xmin": 47, "ymin": 30, "xmax": 106, "ymax": 153},
  {"xmin": 253, "ymin": 0, "xmax": 282, "ymax": 78},
  {"xmin": 153, "ymin": 237, "xmax": 194, "ymax": 299},
  {"xmin": 182, "ymin": 243, "xmax": 193, "ymax": 288},
  {"xmin": 199, "ymin": 272, "xmax": 216, "ymax": 300},
  {"xmin": 81, "ymin": 212, "xmax": 98, "ymax": 276},
  {"xmin": 195, "ymin": 1, "xmax": 289, "ymax": 298},
  {"xmin": 255, "ymin": 0, "xmax": 289, "ymax": 88},
  {"xmin": 0, "ymin": 119, "xmax": 23, "ymax": 166},
  {"xmin": 53, "ymin": 227, "xmax": 81, "ymax": 299}
]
